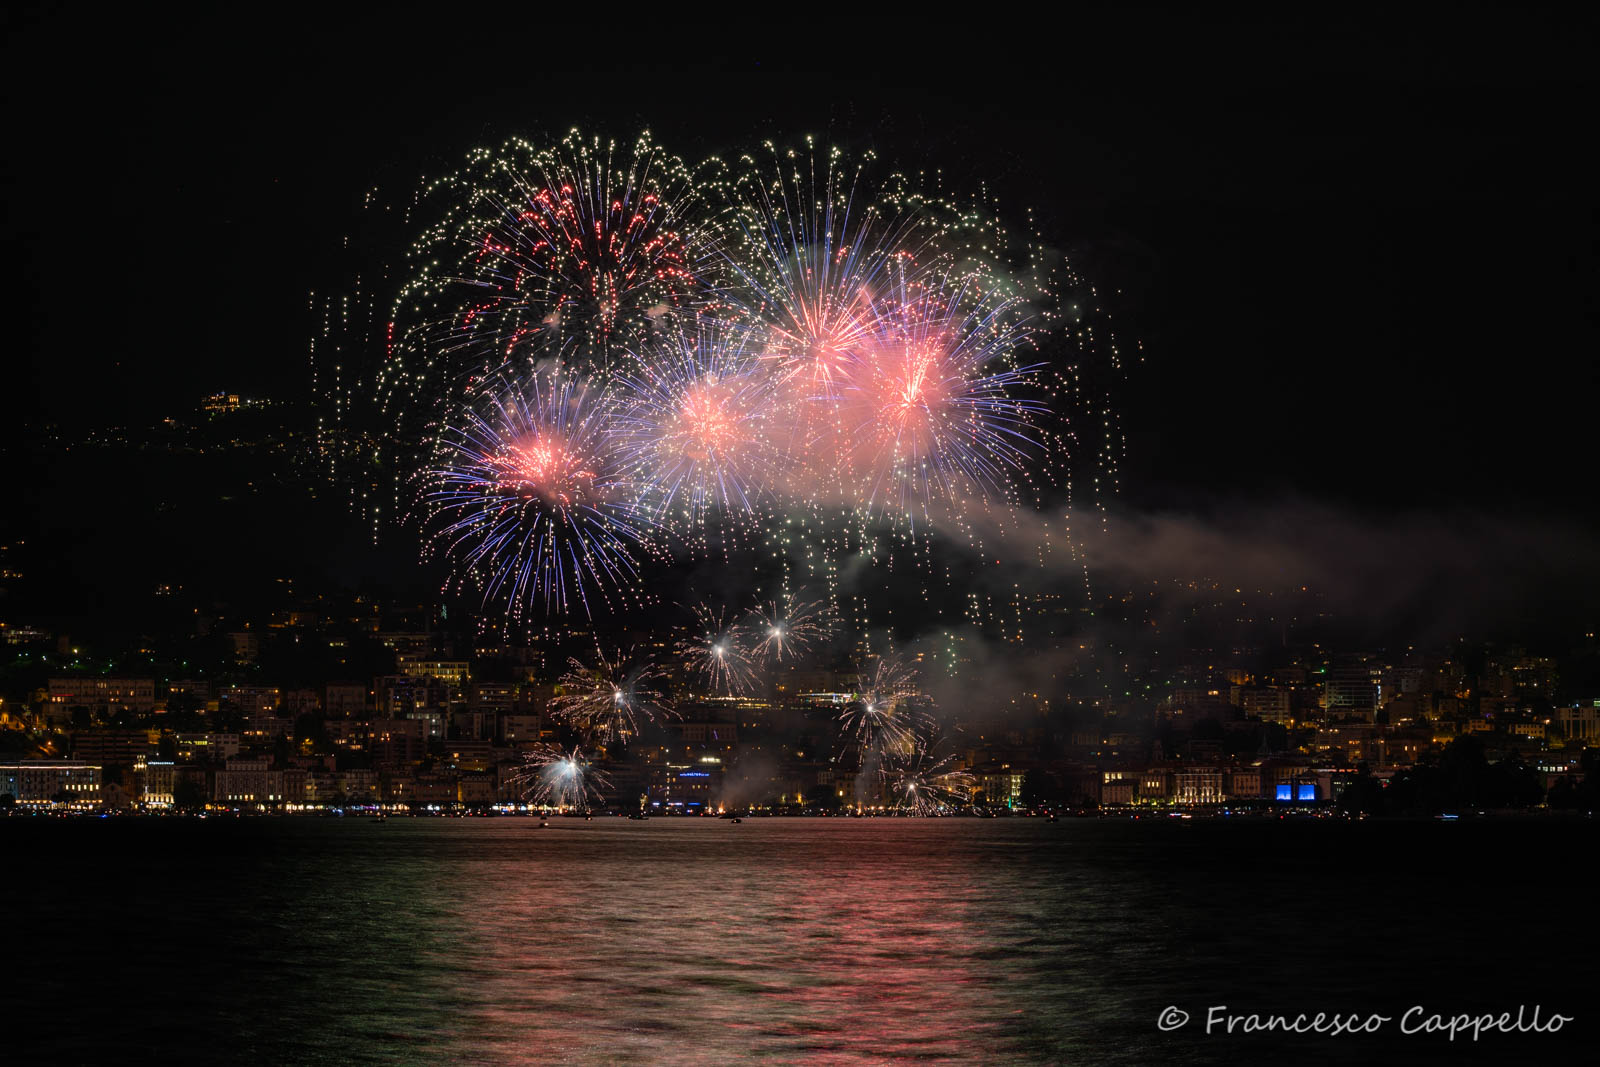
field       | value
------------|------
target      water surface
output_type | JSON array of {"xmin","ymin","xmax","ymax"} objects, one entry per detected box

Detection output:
[{"xmin": 4, "ymin": 816, "xmax": 1590, "ymax": 1064}]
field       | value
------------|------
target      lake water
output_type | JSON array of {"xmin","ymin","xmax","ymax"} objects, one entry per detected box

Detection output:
[{"xmin": 3, "ymin": 815, "xmax": 1591, "ymax": 1064}]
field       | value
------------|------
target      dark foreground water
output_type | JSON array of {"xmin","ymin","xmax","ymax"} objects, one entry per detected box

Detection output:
[{"xmin": 2, "ymin": 816, "xmax": 1593, "ymax": 1065}]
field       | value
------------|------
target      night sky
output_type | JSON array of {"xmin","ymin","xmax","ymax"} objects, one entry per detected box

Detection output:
[{"xmin": 3, "ymin": 7, "xmax": 1595, "ymax": 614}]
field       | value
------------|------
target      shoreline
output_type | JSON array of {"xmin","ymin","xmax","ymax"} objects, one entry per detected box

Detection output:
[{"xmin": 4, "ymin": 807, "xmax": 1592, "ymax": 821}]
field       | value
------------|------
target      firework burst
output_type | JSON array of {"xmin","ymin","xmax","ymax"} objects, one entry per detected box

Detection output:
[
  {"xmin": 417, "ymin": 369, "xmax": 659, "ymax": 618},
  {"xmin": 843, "ymin": 267, "xmax": 1048, "ymax": 520},
  {"xmin": 379, "ymin": 129, "xmax": 721, "ymax": 437},
  {"xmin": 745, "ymin": 592, "xmax": 830, "ymax": 663},
  {"xmin": 514, "ymin": 744, "xmax": 611, "ymax": 810},
  {"xmin": 838, "ymin": 656, "xmax": 929, "ymax": 763},
  {"xmin": 714, "ymin": 140, "xmax": 913, "ymax": 406},
  {"xmin": 888, "ymin": 748, "xmax": 975, "ymax": 815},
  {"xmin": 319, "ymin": 130, "xmax": 1127, "ymax": 637},
  {"xmin": 677, "ymin": 602, "xmax": 758, "ymax": 695},
  {"xmin": 495, "ymin": 131, "xmax": 706, "ymax": 354},
  {"xmin": 549, "ymin": 648, "xmax": 673, "ymax": 744},
  {"xmin": 613, "ymin": 316, "xmax": 777, "ymax": 523}
]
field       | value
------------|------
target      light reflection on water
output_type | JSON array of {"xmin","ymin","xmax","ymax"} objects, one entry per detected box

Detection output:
[
  {"xmin": 290, "ymin": 819, "xmax": 1153, "ymax": 1064},
  {"xmin": 427, "ymin": 820, "xmax": 1114, "ymax": 1064},
  {"xmin": 5, "ymin": 816, "xmax": 1592, "ymax": 1064}
]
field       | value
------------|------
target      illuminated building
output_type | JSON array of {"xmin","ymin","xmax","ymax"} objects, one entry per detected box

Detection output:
[
  {"xmin": 139, "ymin": 758, "xmax": 176, "ymax": 807},
  {"xmin": 1323, "ymin": 667, "xmax": 1382, "ymax": 722},
  {"xmin": 280, "ymin": 767, "xmax": 311, "ymax": 805},
  {"xmin": 375, "ymin": 631, "xmax": 432, "ymax": 659},
  {"xmin": 376, "ymin": 674, "xmax": 450, "ymax": 726},
  {"xmin": 370, "ymin": 718, "xmax": 427, "ymax": 765},
  {"xmin": 338, "ymin": 769, "xmax": 379, "ymax": 801},
  {"xmin": 1, "ymin": 625, "xmax": 50, "ymax": 646},
  {"xmin": 174, "ymin": 732, "xmax": 242, "ymax": 762},
  {"xmin": 213, "ymin": 756, "xmax": 284, "ymax": 806},
  {"xmin": 1240, "ymin": 688, "xmax": 1293, "ymax": 723},
  {"xmin": 458, "ymin": 772, "xmax": 496, "ymax": 806},
  {"xmin": 1101, "ymin": 778, "xmax": 1135, "ymax": 805},
  {"xmin": 1139, "ymin": 770, "xmax": 1172, "ymax": 801},
  {"xmin": 1173, "ymin": 767, "xmax": 1224, "ymax": 805},
  {"xmin": 47, "ymin": 677, "xmax": 156, "ymax": 719},
  {"xmin": 444, "ymin": 740, "xmax": 495, "ymax": 771},
  {"xmin": 398, "ymin": 658, "xmax": 471, "ymax": 691},
  {"xmin": 225, "ymin": 685, "xmax": 281, "ymax": 717},
  {"xmin": 649, "ymin": 763, "xmax": 721, "ymax": 811},
  {"xmin": 1556, "ymin": 701, "xmax": 1600, "ymax": 743},
  {"xmin": 1226, "ymin": 768, "xmax": 1264, "ymax": 798},
  {"xmin": 974, "ymin": 767, "xmax": 1025, "ymax": 807},
  {"xmin": 0, "ymin": 761, "xmax": 101, "ymax": 807},
  {"xmin": 71, "ymin": 728, "xmax": 156, "ymax": 766}
]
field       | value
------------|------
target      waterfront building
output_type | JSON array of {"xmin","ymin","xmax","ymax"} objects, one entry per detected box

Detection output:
[{"xmin": 0, "ymin": 761, "xmax": 102, "ymax": 807}]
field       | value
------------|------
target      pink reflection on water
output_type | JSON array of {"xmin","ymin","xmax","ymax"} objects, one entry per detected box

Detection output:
[{"xmin": 430, "ymin": 820, "xmax": 1027, "ymax": 1063}]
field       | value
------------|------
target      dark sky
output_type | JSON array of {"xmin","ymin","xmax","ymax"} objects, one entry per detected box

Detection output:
[{"xmin": 3, "ymin": 5, "xmax": 1594, "ymax": 520}]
